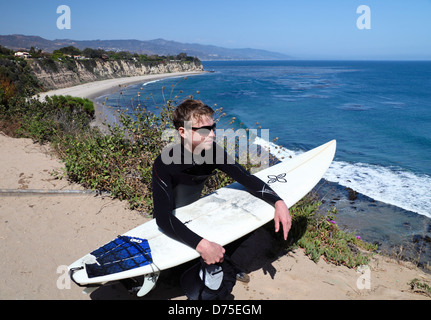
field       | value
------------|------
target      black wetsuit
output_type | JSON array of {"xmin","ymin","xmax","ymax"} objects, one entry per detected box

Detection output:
[{"xmin": 152, "ymin": 142, "xmax": 282, "ymax": 249}]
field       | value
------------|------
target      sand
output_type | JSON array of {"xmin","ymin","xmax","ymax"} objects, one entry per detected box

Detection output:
[
  {"xmin": 1, "ymin": 73, "xmax": 430, "ymax": 300},
  {"xmin": 35, "ymin": 72, "xmax": 205, "ymax": 101},
  {"xmin": 34, "ymin": 71, "xmax": 206, "ymax": 133}
]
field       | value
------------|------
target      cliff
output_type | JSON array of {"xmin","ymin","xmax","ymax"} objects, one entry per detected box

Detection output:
[{"xmin": 28, "ymin": 59, "xmax": 204, "ymax": 91}]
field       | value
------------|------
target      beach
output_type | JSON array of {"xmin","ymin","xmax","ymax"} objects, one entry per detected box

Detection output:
[
  {"xmin": 1, "ymin": 73, "xmax": 430, "ymax": 300},
  {"xmin": 36, "ymin": 72, "xmax": 206, "ymax": 101},
  {"xmin": 34, "ymin": 71, "xmax": 206, "ymax": 131}
]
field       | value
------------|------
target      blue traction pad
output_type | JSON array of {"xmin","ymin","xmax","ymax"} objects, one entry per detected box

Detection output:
[{"xmin": 85, "ymin": 236, "xmax": 152, "ymax": 278}]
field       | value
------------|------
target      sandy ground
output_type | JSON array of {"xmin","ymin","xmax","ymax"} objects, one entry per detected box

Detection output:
[
  {"xmin": 1, "ymin": 133, "xmax": 430, "ymax": 300},
  {"xmin": 35, "ymin": 71, "xmax": 206, "ymax": 135},
  {"xmin": 1, "ymin": 73, "xmax": 430, "ymax": 300},
  {"xmin": 35, "ymin": 72, "xmax": 205, "ymax": 101}
]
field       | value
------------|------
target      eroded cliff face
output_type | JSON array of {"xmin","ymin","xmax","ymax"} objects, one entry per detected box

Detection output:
[{"xmin": 29, "ymin": 59, "xmax": 204, "ymax": 90}]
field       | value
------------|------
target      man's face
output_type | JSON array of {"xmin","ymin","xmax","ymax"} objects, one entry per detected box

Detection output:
[{"xmin": 180, "ymin": 115, "xmax": 216, "ymax": 153}]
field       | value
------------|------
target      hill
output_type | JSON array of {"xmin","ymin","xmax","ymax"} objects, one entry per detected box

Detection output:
[{"xmin": 0, "ymin": 34, "xmax": 292, "ymax": 61}]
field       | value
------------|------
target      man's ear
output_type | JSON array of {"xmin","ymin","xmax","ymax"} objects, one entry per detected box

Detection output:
[
  {"xmin": 179, "ymin": 121, "xmax": 193, "ymax": 140},
  {"xmin": 178, "ymin": 127, "xmax": 186, "ymax": 139}
]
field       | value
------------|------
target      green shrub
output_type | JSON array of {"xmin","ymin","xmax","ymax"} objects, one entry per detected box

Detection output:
[
  {"xmin": 57, "ymin": 105, "xmax": 171, "ymax": 212},
  {"xmin": 296, "ymin": 204, "xmax": 377, "ymax": 268}
]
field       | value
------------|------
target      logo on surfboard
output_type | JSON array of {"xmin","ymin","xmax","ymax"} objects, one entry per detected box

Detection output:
[{"xmin": 267, "ymin": 173, "xmax": 287, "ymax": 184}]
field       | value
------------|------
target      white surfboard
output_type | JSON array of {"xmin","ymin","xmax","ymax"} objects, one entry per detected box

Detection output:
[{"xmin": 68, "ymin": 140, "xmax": 336, "ymax": 297}]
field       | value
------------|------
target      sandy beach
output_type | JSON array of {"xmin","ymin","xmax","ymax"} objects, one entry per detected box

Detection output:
[
  {"xmin": 36, "ymin": 71, "xmax": 205, "ymax": 101},
  {"xmin": 1, "ymin": 73, "xmax": 430, "ymax": 300},
  {"xmin": 35, "ymin": 71, "xmax": 206, "ymax": 130}
]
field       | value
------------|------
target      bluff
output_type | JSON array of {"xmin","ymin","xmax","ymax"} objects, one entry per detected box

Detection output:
[
  {"xmin": 0, "ymin": 35, "xmax": 292, "ymax": 61},
  {"xmin": 28, "ymin": 59, "xmax": 204, "ymax": 91}
]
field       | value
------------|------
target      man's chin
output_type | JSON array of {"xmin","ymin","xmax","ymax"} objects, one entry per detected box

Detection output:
[
  {"xmin": 195, "ymin": 141, "xmax": 214, "ymax": 152},
  {"xmin": 203, "ymin": 140, "xmax": 214, "ymax": 149}
]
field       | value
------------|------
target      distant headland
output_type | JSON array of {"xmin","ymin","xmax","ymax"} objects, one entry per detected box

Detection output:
[{"xmin": 0, "ymin": 34, "xmax": 293, "ymax": 61}]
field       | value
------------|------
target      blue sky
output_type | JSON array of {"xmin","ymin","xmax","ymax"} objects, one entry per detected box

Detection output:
[{"xmin": 1, "ymin": 0, "xmax": 430, "ymax": 60}]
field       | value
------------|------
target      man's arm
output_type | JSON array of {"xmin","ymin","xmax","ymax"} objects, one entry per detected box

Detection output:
[
  {"xmin": 274, "ymin": 200, "xmax": 292, "ymax": 240},
  {"xmin": 153, "ymin": 157, "xmax": 226, "ymax": 264},
  {"xmin": 195, "ymin": 239, "xmax": 225, "ymax": 265},
  {"xmin": 152, "ymin": 157, "xmax": 203, "ymax": 248}
]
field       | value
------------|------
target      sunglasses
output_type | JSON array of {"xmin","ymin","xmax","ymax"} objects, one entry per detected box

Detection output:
[{"xmin": 191, "ymin": 123, "xmax": 217, "ymax": 135}]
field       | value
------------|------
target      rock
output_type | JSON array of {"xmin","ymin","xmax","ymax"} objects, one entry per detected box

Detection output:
[
  {"xmin": 28, "ymin": 59, "xmax": 204, "ymax": 91},
  {"xmin": 346, "ymin": 187, "xmax": 358, "ymax": 201}
]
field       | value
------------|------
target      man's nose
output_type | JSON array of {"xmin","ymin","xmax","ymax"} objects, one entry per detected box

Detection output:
[{"xmin": 208, "ymin": 128, "xmax": 216, "ymax": 138}]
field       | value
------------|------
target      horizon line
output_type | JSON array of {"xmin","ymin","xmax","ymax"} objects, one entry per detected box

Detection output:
[{"xmin": 1, "ymin": 33, "xmax": 429, "ymax": 61}]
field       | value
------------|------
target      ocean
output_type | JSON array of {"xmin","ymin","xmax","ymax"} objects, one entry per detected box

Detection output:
[{"xmin": 97, "ymin": 60, "xmax": 431, "ymax": 265}]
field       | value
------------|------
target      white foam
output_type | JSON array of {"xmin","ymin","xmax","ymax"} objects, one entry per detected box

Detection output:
[
  {"xmin": 253, "ymin": 137, "xmax": 302, "ymax": 159},
  {"xmin": 141, "ymin": 79, "xmax": 163, "ymax": 87},
  {"xmin": 255, "ymin": 139, "xmax": 431, "ymax": 219},
  {"xmin": 141, "ymin": 74, "xmax": 192, "ymax": 88},
  {"xmin": 324, "ymin": 161, "xmax": 431, "ymax": 219}
]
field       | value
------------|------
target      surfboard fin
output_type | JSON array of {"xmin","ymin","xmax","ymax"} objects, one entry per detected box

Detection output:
[
  {"xmin": 82, "ymin": 286, "xmax": 99, "ymax": 295},
  {"xmin": 136, "ymin": 272, "xmax": 160, "ymax": 297}
]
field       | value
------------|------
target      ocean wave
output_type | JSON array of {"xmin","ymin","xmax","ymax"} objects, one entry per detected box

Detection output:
[
  {"xmin": 255, "ymin": 138, "xmax": 431, "ymax": 219},
  {"xmin": 381, "ymin": 101, "xmax": 406, "ymax": 108},
  {"xmin": 324, "ymin": 161, "xmax": 431, "ymax": 219},
  {"xmin": 336, "ymin": 103, "xmax": 373, "ymax": 111},
  {"xmin": 141, "ymin": 79, "xmax": 164, "ymax": 87}
]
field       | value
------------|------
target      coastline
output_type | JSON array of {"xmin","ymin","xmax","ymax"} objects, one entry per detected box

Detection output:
[
  {"xmin": 36, "ymin": 71, "xmax": 206, "ymax": 101},
  {"xmin": 35, "ymin": 71, "xmax": 206, "ymax": 131},
  {"xmin": 259, "ymin": 140, "xmax": 431, "ymax": 270},
  {"xmin": 315, "ymin": 180, "xmax": 431, "ymax": 270}
]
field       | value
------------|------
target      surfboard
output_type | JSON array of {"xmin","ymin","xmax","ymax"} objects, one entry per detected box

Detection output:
[{"xmin": 68, "ymin": 139, "xmax": 336, "ymax": 297}]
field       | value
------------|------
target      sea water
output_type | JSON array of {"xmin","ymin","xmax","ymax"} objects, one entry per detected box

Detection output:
[{"xmin": 98, "ymin": 60, "xmax": 431, "ymax": 261}]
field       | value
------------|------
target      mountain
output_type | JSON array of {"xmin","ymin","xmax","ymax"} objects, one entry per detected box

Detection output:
[{"xmin": 0, "ymin": 34, "xmax": 292, "ymax": 61}]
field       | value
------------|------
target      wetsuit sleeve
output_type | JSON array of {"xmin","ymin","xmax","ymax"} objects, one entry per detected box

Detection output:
[
  {"xmin": 215, "ymin": 147, "xmax": 283, "ymax": 205},
  {"xmin": 152, "ymin": 157, "xmax": 203, "ymax": 249}
]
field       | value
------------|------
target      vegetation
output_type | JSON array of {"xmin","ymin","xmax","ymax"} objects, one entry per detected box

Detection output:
[
  {"xmin": 1, "ymin": 94, "xmax": 94, "ymax": 143},
  {"xmin": 409, "ymin": 278, "xmax": 431, "ymax": 297},
  {"xmin": 3, "ymin": 44, "xmax": 201, "ymax": 84},
  {"xmin": 80, "ymin": 48, "xmax": 200, "ymax": 64},
  {"xmin": 31, "ymin": 45, "xmax": 200, "ymax": 67},
  {"xmin": 57, "ymin": 102, "xmax": 174, "ymax": 211},
  {"xmin": 0, "ymin": 46, "xmax": 41, "ymax": 100},
  {"xmin": 0, "ymin": 44, "xmax": 378, "ymax": 269},
  {"xmin": 263, "ymin": 192, "xmax": 377, "ymax": 268},
  {"xmin": 294, "ymin": 200, "xmax": 376, "ymax": 267}
]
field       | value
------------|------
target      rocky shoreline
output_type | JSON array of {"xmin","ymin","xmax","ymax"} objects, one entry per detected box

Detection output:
[{"xmin": 315, "ymin": 179, "xmax": 431, "ymax": 271}]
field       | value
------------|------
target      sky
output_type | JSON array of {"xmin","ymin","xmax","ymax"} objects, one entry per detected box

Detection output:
[{"xmin": 1, "ymin": 0, "xmax": 430, "ymax": 60}]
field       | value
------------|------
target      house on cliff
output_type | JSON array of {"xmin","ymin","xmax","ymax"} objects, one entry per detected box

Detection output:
[{"xmin": 14, "ymin": 51, "xmax": 32, "ymax": 59}]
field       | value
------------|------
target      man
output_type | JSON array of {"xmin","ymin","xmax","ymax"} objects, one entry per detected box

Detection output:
[{"xmin": 152, "ymin": 99, "xmax": 291, "ymax": 270}]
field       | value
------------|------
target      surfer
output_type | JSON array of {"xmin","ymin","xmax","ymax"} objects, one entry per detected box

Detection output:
[{"xmin": 152, "ymin": 99, "xmax": 291, "ymax": 273}]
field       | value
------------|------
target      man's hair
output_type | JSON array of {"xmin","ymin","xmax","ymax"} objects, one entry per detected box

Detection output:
[{"xmin": 172, "ymin": 99, "xmax": 215, "ymax": 130}]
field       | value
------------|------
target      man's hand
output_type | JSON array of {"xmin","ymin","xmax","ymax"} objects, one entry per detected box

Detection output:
[
  {"xmin": 274, "ymin": 200, "xmax": 292, "ymax": 240},
  {"xmin": 196, "ymin": 238, "xmax": 225, "ymax": 265}
]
